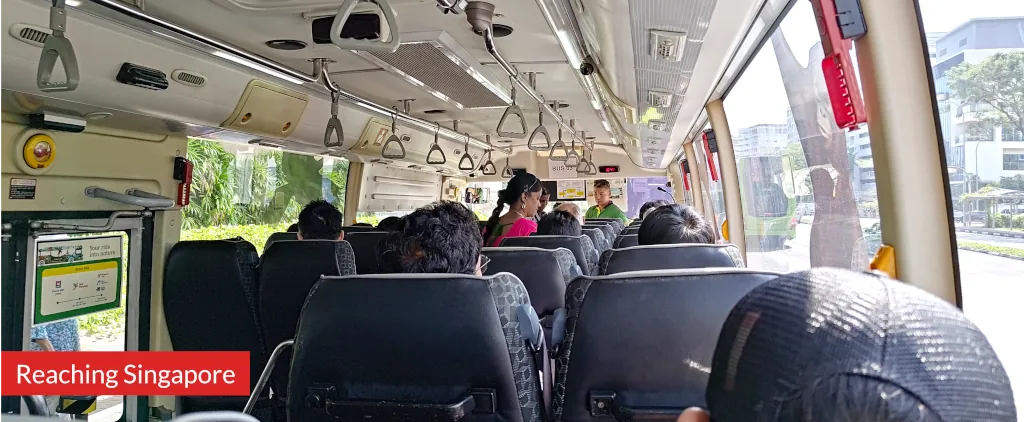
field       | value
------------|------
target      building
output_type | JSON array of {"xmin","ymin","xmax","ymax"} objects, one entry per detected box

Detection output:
[
  {"xmin": 931, "ymin": 17, "xmax": 1024, "ymax": 197},
  {"xmin": 732, "ymin": 123, "xmax": 790, "ymax": 158},
  {"xmin": 926, "ymin": 32, "xmax": 946, "ymax": 63},
  {"xmin": 845, "ymin": 125, "xmax": 876, "ymax": 202}
]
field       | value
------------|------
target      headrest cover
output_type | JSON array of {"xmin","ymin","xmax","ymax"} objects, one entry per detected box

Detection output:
[{"xmin": 706, "ymin": 268, "xmax": 1016, "ymax": 421}]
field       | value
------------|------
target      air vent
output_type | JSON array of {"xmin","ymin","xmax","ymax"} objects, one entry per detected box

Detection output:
[
  {"xmin": 647, "ymin": 90, "xmax": 673, "ymax": 108},
  {"xmin": 648, "ymin": 120, "xmax": 666, "ymax": 131},
  {"xmin": 171, "ymin": 70, "xmax": 207, "ymax": 87},
  {"xmin": 10, "ymin": 24, "xmax": 51, "ymax": 47},
  {"xmin": 649, "ymin": 30, "xmax": 687, "ymax": 62}
]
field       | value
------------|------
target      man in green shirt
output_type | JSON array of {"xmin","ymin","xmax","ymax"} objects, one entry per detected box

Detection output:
[{"xmin": 585, "ymin": 179, "xmax": 629, "ymax": 222}]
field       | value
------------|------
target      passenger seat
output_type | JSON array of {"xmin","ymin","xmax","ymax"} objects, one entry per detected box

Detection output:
[
  {"xmin": 613, "ymin": 234, "xmax": 638, "ymax": 249},
  {"xmin": 551, "ymin": 268, "xmax": 779, "ymax": 421},
  {"xmin": 258, "ymin": 240, "xmax": 356, "ymax": 402},
  {"xmin": 287, "ymin": 273, "xmax": 547, "ymax": 422},
  {"xmin": 163, "ymin": 239, "xmax": 270, "ymax": 415},
  {"xmin": 501, "ymin": 235, "xmax": 598, "ymax": 276},
  {"xmin": 580, "ymin": 228, "xmax": 610, "ymax": 252},
  {"xmin": 343, "ymin": 231, "xmax": 389, "ymax": 274},
  {"xmin": 582, "ymin": 224, "xmax": 615, "ymax": 247},
  {"xmin": 599, "ymin": 244, "xmax": 744, "ymax": 275},
  {"xmin": 264, "ymin": 232, "xmax": 298, "ymax": 253}
]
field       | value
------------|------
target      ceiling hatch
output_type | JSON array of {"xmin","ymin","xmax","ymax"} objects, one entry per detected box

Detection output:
[{"xmin": 351, "ymin": 31, "xmax": 513, "ymax": 109}]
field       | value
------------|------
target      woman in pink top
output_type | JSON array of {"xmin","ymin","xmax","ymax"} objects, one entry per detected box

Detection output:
[{"xmin": 482, "ymin": 171, "xmax": 544, "ymax": 247}]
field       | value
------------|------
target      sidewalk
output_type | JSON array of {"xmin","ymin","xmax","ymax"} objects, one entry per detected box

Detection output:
[{"xmin": 955, "ymin": 226, "xmax": 1024, "ymax": 239}]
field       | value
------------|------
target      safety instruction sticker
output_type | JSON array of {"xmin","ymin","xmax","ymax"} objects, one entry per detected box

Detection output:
[
  {"xmin": 556, "ymin": 180, "xmax": 586, "ymax": 200},
  {"xmin": 34, "ymin": 236, "xmax": 123, "ymax": 324},
  {"xmin": 9, "ymin": 178, "xmax": 37, "ymax": 200}
]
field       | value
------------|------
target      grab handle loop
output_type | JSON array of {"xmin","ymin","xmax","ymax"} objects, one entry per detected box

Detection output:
[
  {"xmin": 426, "ymin": 123, "xmax": 447, "ymax": 165},
  {"xmin": 501, "ymin": 152, "xmax": 514, "ymax": 178},
  {"xmin": 330, "ymin": 0, "xmax": 401, "ymax": 53},
  {"xmin": 527, "ymin": 109, "xmax": 551, "ymax": 151},
  {"xmin": 381, "ymin": 109, "xmax": 406, "ymax": 159},
  {"xmin": 564, "ymin": 119, "xmax": 581, "ymax": 167},
  {"xmin": 480, "ymin": 135, "xmax": 497, "ymax": 175},
  {"xmin": 496, "ymin": 77, "xmax": 528, "ymax": 139},
  {"xmin": 458, "ymin": 133, "xmax": 475, "ymax": 171},
  {"xmin": 324, "ymin": 92, "xmax": 344, "ymax": 148},
  {"xmin": 548, "ymin": 126, "xmax": 570, "ymax": 162},
  {"xmin": 37, "ymin": 0, "xmax": 79, "ymax": 92}
]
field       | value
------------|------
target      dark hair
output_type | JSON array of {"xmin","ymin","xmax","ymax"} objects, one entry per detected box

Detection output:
[
  {"xmin": 537, "ymin": 211, "xmax": 581, "ymax": 236},
  {"xmin": 593, "ymin": 179, "xmax": 610, "ymax": 190},
  {"xmin": 286, "ymin": 223, "xmax": 299, "ymax": 233},
  {"xmin": 483, "ymin": 172, "xmax": 542, "ymax": 242},
  {"xmin": 377, "ymin": 216, "xmax": 402, "ymax": 231},
  {"xmin": 773, "ymin": 375, "xmax": 942, "ymax": 422},
  {"xmin": 297, "ymin": 199, "xmax": 343, "ymax": 240},
  {"xmin": 378, "ymin": 201, "xmax": 482, "ymax": 274},
  {"xmin": 638, "ymin": 204, "xmax": 715, "ymax": 245},
  {"xmin": 638, "ymin": 200, "xmax": 670, "ymax": 220},
  {"xmin": 541, "ymin": 187, "xmax": 550, "ymax": 197},
  {"xmin": 353, "ymin": 223, "xmax": 373, "ymax": 227}
]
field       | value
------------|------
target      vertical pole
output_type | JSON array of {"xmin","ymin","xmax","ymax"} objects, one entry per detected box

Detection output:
[
  {"xmin": 855, "ymin": 0, "xmax": 958, "ymax": 304},
  {"xmin": 707, "ymin": 100, "xmax": 746, "ymax": 260}
]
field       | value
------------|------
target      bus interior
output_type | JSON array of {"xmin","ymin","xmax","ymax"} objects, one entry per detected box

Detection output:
[{"xmin": 2, "ymin": 0, "xmax": 1021, "ymax": 419}]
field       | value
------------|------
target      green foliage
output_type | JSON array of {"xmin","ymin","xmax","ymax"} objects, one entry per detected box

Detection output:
[
  {"xmin": 79, "ymin": 306, "xmax": 125, "ymax": 337},
  {"xmin": 958, "ymin": 241, "xmax": 1024, "ymax": 259},
  {"xmin": 782, "ymin": 142, "xmax": 807, "ymax": 170},
  {"xmin": 947, "ymin": 51, "xmax": 1024, "ymax": 138},
  {"xmin": 180, "ymin": 223, "xmax": 291, "ymax": 253},
  {"xmin": 987, "ymin": 213, "xmax": 1024, "ymax": 230},
  {"xmin": 355, "ymin": 213, "xmax": 382, "ymax": 227},
  {"xmin": 997, "ymin": 175, "xmax": 1024, "ymax": 191}
]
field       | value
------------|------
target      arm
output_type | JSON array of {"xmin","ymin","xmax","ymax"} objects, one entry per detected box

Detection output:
[{"xmin": 30, "ymin": 326, "xmax": 55, "ymax": 351}]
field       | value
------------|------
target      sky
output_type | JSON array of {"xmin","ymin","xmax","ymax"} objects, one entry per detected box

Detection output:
[{"xmin": 722, "ymin": 0, "xmax": 1024, "ymax": 130}]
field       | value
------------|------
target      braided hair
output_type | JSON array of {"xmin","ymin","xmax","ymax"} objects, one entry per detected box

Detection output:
[{"xmin": 483, "ymin": 171, "xmax": 542, "ymax": 244}]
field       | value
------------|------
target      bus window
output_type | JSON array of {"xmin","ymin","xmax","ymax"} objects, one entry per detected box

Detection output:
[
  {"xmin": 921, "ymin": 1, "xmax": 1024, "ymax": 412},
  {"xmin": 723, "ymin": 0, "xmax": 880, "ymax": 272},
  {"xmin": 625, "ymin": 177, "xmax": 674, "ymax": 219},
  {"xmin": 179, "ymin": 138, "xmax": 349, "ymax": 252}
]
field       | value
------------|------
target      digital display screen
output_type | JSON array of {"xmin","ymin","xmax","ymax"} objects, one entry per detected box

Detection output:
[{"xmin": 598, "ymin": 165, "xmax": 620, "ymax": 173}]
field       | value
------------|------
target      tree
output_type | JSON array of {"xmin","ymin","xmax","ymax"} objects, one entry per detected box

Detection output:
[
  {"xmin": 782, "ymin": 142, "xmax": 807, "ymax": 170},
  {"xmin": 998, "ymin": 175, "xmax": 1024, "ymax": 191},
  {"xmin": 946, "ymin": 52, "xmax": 1024, "ymax": 138}
]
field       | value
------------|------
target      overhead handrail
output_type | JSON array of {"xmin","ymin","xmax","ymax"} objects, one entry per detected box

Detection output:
[
  {"xmin": 496, "ymin": 76, "xmax": 528, "ymax": 138},
  {"xmin": 480, "ymin": 135, "xmax": 497, "ymax": 175},
  {"xmin": 381, "ymin": 108, "xmax": 407, "ymax": 159},
  {"xmin": 86, "ymin": 187, "xmax": 174, "ymax": 209},
  {"xmin": 31, "ymin": 210, "xmax": 150, "ymax": 232},
  {"xmin": 38, "ymin": 0, "xmax": 80, "ymax": 92},
  {"xmin": 426, "ymin": 122, "xmax": 447, "ymax": 165},
  {"xmin": 454, "ymin": 120, "xmax": 475, "ymax": 171},
  {"xmin": 329, "ymin": 0, "xmax": 401, "ymax": 53},
  {"xmin": 324, "ymin": 91, "xmax": 344, "ymax": 148}
]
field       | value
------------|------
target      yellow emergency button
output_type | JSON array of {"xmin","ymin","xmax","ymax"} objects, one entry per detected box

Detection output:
[
  {"xmin": 721, "ymin": 219, "xmax": 729, "ymax": 241},
  {"xmin": 23, "ymin": 134, "xmax": 56, "ymax": 169}
]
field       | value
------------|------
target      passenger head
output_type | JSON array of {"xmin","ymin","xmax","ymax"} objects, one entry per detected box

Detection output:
[
  {"xmin": 638, "ymin": 200, "xmax": 670, "ymax": 220},
  {"xmin": 638, "ymin": 204, "xmax": 714, "ymax": 245},
  {"xmin": 538, "ymin": 187, "xmax": 551, "ymax": 214},
  {"xmin": 297, "ymin": 199, "xmax": 343, "ymax": 240},
  {"xmin": 286, "ymin": 223, "xmax": 299, "ymax": 233},
  {"xmin": 555, "ymin": 202, "xmax": 583, "ymax": 223},
  {"xmin": 536, "ymin": 211, "xmax": 582, "ymax": 236},
  {"xmin": 483, "ymin": 172, "xmax": 543, "ymax": 239},
  {"xmin": 677, "ymin": 268, "xmax": 1015, "ymax": 422},
  {"xmin": 593, "ymin": 179, "xmax": 612, "ymax": 207},
  {"xmin": 377, "ymin": 216, "xmax": 402, "ymax": 231},
  {"xmin": 378, "ymin": 201, "xmax": 483, "ymax": 275}
]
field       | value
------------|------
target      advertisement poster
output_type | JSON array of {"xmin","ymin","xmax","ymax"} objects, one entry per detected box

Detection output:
[
  {"xmin": 556, "ymin": 180, "xmax": 586, "ymax": 200},
  {"xmin": 34, "ymin": 236, "xmax": 123, "ymax": 324}
]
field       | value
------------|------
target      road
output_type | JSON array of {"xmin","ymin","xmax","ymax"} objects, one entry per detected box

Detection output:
[{"xmin": 748, "ymin": 223, "xmax": 1023, "ymax": 415}]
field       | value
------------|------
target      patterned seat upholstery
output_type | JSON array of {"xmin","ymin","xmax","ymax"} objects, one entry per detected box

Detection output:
[
  {"xmin": 581, "ymin": 228, "xmax": 611, "ymax": 252},
  {"xmin": 552, "ymin": 268, "xmax": 778, "ymax": 421},
  {"xmin": 163, "ymin": 239, "xmax": 269, "ymax": 414},
  {"xmin": 612, "ymin": 234, "xmax": 638, "ymax": 249},
  {"xmin": 582, "ymin": 224, "xmax": 615, "ymax": 245},
  {"xmin": 343, "ymin": 231, "xmax": 388, "ymax": 274},
  {"xmin": 501, "ymin": 235, "xmax": 594, "ymax": 276},
  {"xmin": 258, "ymin": 240, "xmax": 356, "ymax": 398},
  {"xmin": 598, "ymin": 244, "xmax": 744, "ymax": 275},
  {"xmin": 551, "ymin": 248, "xmax": 581, "ymax": 283},
  {"xmin": 481, "ymin": 247, "xmax": 566, "ymax": 319},
  {"xmin": 288, "ymin": 273, "xmax": 543, "ymax": 422},
  {"xmin": 584, "ymin": 218, "xmax": 625, "ymax": 235}
]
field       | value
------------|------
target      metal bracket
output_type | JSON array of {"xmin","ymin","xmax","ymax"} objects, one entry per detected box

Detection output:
[
  {"xmin": 324, "ymin": 91, "xmax": 344, "ymax": 148},
  {"xmin": 381, "ymin": 109, "xmax": 406, "ymax": 159},
  {"xmin": 330, "ymin": 0, "xmax": 401, "ymax": 53},
  {"xmin": 496, "ymin": 77, "xmax": 528, "ymax": 138},
  {"xmin": 37, "ymin": 0, "xmax": 80, "ymax": 92},
  {"xmin": 426, "ymin": 122, "xmax": 447, "ymax": 165}
]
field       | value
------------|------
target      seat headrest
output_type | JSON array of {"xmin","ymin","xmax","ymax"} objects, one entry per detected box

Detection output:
[
  {"xmin": 482, "ymin": 247, "xmax": 566, "ymax": 317},
  {"xmin": 265, "ymin": 232, "xmax": 298, "ymax": 251},
  {"xmin": 341, "ymin": 225, "xmax": 381, "ymax": 234},
  {"xmin": 289, "ymin": 273, "xmax": 541, "ymax": 422},
  {"xmin": 620, "ymin": 226, "xmax": 640, "ymax": 236},
  {"xmin": 500, "ymin": 235, "xmax": 590, "ymax": 274},
  {"xmin": 599, "ymin": 244, "xmax": 743, "ymax": 275},
  {"xmin": 613, "ymin": 234, "xmax": 638, "ymax": 249},
  {"xmin": 343, "ymin": 231, "xmax": 389, "ymax": 274},
  {"xmin": 553, "ymin": 268, "xmax": 779, "ymax": 420},
  {"xmin": 580, "ymin": 228, "xmax": 610, "ymax": 251}
]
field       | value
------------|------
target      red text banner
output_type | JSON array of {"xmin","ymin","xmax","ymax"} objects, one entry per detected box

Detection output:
[{"xmin": 1, "ymin": 352, "xmax": 250, "ymax": 396}]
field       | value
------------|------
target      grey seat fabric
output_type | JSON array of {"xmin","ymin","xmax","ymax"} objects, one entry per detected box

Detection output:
[
  {"xmin": 264, "ymin": 232, "xmax": 298, "ymax": 252},
  {"xmin": 613, "ymin": 234, "xmax": 638, "ymax": 249},
  {"xmin": 552, "ymin": 268, "xmax": 779, "ymax": 421},
  {"xmin": 620, "ymin": 226, "xmax": 640, "ymax": 236},
  {"xmin": 481, "ymin": 247, "xmax": 566, "ymax": 318},
  {"xmin": 258, "ymin": 240, "xmax": 356, "ymax": 399},
  {"xmin": 582, "ymin": 224, "xmax": 615, "ymax": 246},
  {"xmin": 599, "ymin": 244, "xmax": 744, "ymax": 275},
  {"xmin": 343, "ymin": 231, "xmax": 388, "ymax": 274},
  {"xmin": 340, "ymin": 225, "xmax": 379, "ymax": 234},
  {"xmin": 550, "ymin": 248, "xmax": 581, "ymax": 283},
  {"xmin": 288, "ymin": 273, "xmax": 543, "ymax": 422},
  {"xmin": 501, "ymin": 235, "xmax": 594, "ymax": 276},
  {"xmin": 163, "ymin": 239, "xmax": 269, "ymax": 414},
  {"xmin": 581, "ymin": 228, "xmax": 610, "ymax": 252},
  {"xmin": 584, "ymin": 218, "xmax": 625, "ymax": 234}
]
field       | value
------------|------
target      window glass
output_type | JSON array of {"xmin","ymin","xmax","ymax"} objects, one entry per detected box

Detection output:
[
  {"xmin": 723, "ymin": 0, "xmax": 880, "ymax": 271},
  {"xmin": 625, "ymin": 177, "xmax": 673, "ymax": 218},
  {"xmin": 180, "ymin": 138, "xmax": 348, "ymax": 252},
  {"xmin": 922, "ymin": 1, "xmax": 1024, "ymax": 412}
]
